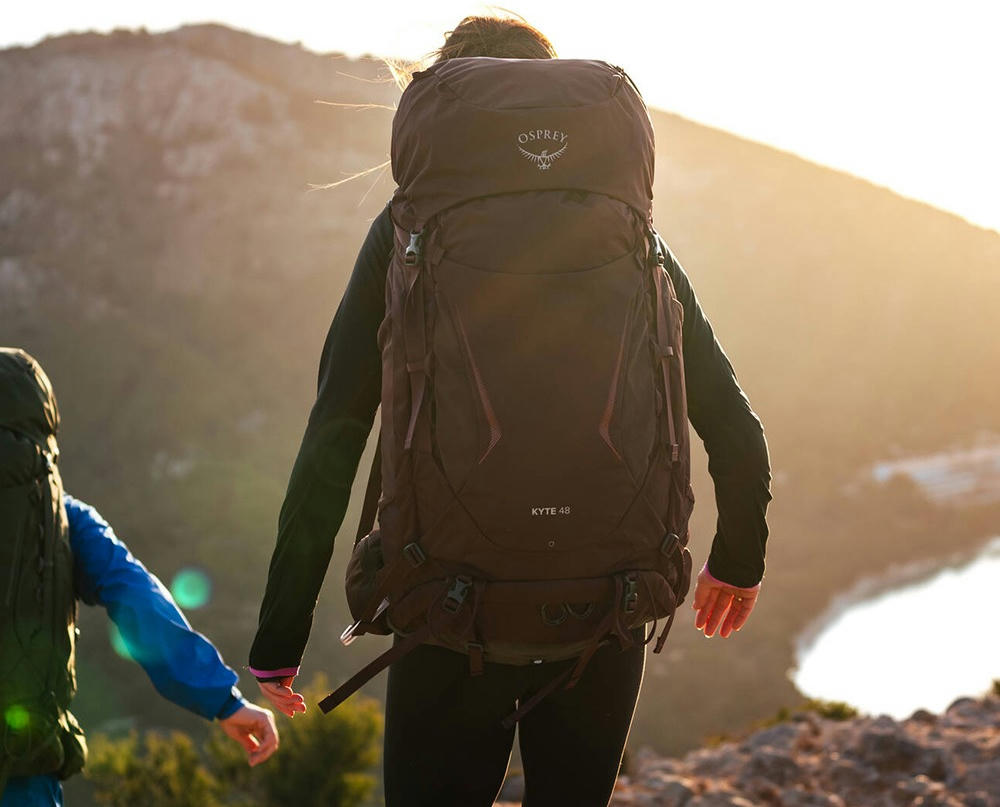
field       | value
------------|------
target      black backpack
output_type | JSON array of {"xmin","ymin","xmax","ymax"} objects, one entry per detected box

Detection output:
[{"xmin": 0, "ymin": 348, "xmax": 86, "ymax": 791}]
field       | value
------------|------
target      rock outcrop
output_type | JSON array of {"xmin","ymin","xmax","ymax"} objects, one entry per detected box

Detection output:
[{"xmin": 609, "ymin": 694, "xmax": 1000, "ymax": 806}]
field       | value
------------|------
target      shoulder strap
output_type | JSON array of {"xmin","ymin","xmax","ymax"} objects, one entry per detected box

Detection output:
[{"xmin": 354, "ymin": 431, "xmax": 382, "ymax": 547}]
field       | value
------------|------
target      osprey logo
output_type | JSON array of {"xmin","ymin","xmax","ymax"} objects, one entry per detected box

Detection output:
[{"xmin": 517, "ymin": 129, "xmax": 568, "ymax": 171}]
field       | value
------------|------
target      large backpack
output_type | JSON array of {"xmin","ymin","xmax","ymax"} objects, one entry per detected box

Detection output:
[
  {"xmin": 0, "ymin": 349, "xmax": 86, "ymax": 791},
  {"xmin": 324, "ymin": 59, "xmax": 693, "ymax": 722}
]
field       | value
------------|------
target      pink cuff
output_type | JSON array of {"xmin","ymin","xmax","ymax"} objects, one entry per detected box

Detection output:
[
  {"xmin": 702, "ymin": 564, "xmax": 761, "ymax": 592},
  {"xmin": 248, "ymin": 665, "xmax": 300, "ymax": 679}
]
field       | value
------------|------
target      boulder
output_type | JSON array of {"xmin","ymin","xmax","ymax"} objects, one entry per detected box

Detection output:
[
  {"xmin": 851, "ymin": 728, "xmax": 924, "ymax": 772},
  {"xmin": 688, "ymin": 748, "xmax": 746, "ymax": 779},
  {"xmin": 959, "ymin": 761, "xmax": 1000, "ymax": 796},
  {"xmin": 686, "ymin": 793, "xmax": 756, "ymax": 807},
  {"xmin": 778, "ymin": 787, "xmax": 845, "ymax": 807},
  {"xmin": 951, "ymin": 738, "xmax": 986, "ymax": 764},
  {"xmin": 741, "ymin": 723, "xmax": 804, "ymax": 753},
  {"xmin": 960, "ymin": 794, "xmax": 995, "ymax": 807},
  {"xmin": 634, "ymin": 770, "xmax": 698, "ymax": 802},
  {"xmin": 740, "ymin": 748, "xmax": 803, "ymax": 787},
  {"xmin": 655, "ymin": 777, "xmax": 698, "ymax": 807},
  {"xmin": 822, "ymin": 758, "xmax": 881, "ymax": 794}
]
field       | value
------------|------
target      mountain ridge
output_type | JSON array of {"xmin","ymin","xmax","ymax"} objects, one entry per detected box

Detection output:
[{"xmin": 2, "ymin": 23, "xmax": 998, "ymax": 767}]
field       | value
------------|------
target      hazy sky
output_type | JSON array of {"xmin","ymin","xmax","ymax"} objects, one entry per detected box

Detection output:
[{"xmin": 6, "ymin": 1, "xmax": 999, "ymax": 233}]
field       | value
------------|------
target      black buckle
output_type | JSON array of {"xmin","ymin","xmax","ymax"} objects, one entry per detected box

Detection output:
[
  {"xmin": 660, "ymin": 533, "xmax": 679, "ymax": 556},
  {"xmin": 443, "ymin": 575, "xmax": 473, "ymax": 613},
  {"xmin": 622, "ymin": 574, "xmax": 639, "ymax": 614},
  {"xmin": 403, "ymin": 542, "xmax": 426, "ymax": 567}
]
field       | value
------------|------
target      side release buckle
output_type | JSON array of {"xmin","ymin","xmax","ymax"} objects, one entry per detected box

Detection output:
[
  {"xmin": 443, "ymin": 575, "xmax": 473, "ymax": 613},
  {"xmin": 339, "ymin": 597, "xmax": 390, "ymax": 646},
  {"xmin": 622, "ymin": 573, "xmax": 639, "ymax": 614}
]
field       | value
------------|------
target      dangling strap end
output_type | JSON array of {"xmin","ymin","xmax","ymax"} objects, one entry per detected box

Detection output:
[
  {"xmin": 500, "ymin": 665, "xmax": 574, "ymax": 729},
  {"xmin": 467, "ymin": 642, "xmax": 485, "ymax": 677},
  {"xmin": 320, "ymin": 623, "xmax": 431, "ymax": 714},
  {"xmin": 653, "ymin": 610, "xmax": 676, "ymax": 654}
]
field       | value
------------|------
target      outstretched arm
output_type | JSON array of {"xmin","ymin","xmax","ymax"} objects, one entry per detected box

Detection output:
[
  {"xmin": 249, "ymin": 207, "xmax": 391, "ymax": 687},
  {"xmin": 66, "ymin": 495, "xmax": 277, "ymax": 763},
  {"xmin": 660, "ymin": 238, "xmax": 772, "ymax": 629}
]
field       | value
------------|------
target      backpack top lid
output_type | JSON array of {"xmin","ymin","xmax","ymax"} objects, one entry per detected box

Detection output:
[
  {"xmin": 391, "ymin": 57, "xmax": 655, "ymax": 231},
  {"xmin": 0, "ymin": 348, "xmax": 60, "ymax": 453}
]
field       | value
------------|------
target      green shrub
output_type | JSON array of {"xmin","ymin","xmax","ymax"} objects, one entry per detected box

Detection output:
[
  {"xmin": 800, "ymin": 698, "xmax": 859, "ymax": 721},
  {"xmin": 87, "ymin": 731, "xmax": 227, "ymax": 807},
  {"xmin": 207, "ymin": 674, "xmax": 383, "ymax": 807},
  {"xmin": 85, "ymin": 675, "xmax": 382, "ymax": 807},
  {"xmin": 751, "ymin": 698, "xmax": 859, "ymax": 734}
]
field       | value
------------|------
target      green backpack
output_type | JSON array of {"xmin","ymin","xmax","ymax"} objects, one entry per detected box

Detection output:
[{"xmin": 0, "ymin": 348, "xmax": 86, "ymax": 792}]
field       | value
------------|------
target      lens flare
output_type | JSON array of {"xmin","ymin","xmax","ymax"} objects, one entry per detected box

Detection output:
[
  {"xmin": 170, "ymin": 568, "xmax": 212, "ymax": 610},
  {"xmin": 108, "ymin": 623, "xmax": 134, "ymax": 662},
  {"xmin": 5, "ymin": 705, "xmax": 30, "ymax": 731}
]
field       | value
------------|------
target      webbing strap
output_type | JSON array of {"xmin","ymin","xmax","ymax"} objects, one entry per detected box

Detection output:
[
  {"xmin": 501, "ymin": 666, "xmax": 574, "ymax": 730},
  {"xmin": 402, "ymin": 259, "xmax": 428, "ymax": 451},
  {"xmin": 649, "ymin": 231, "xmax": 679, "ymax": 463},
  {"xmin": 500, "ymin": 576, "xmax": 625, "ymax": 728},
  {"xmin": 319, "ymin": 623, "xmax": 432, "ymax": 714},
  {"xmin": 653, "ymin": 605, "xmax": 678, "ymax": 654},
  {"xmin": 353, "ymin": 432, "xmax": 382, "ymax": 548}
]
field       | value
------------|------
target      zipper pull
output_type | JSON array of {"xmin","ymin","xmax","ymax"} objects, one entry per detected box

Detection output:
[{"xmin": 404, "ymin": 229, "xmax": 424, "ymax": 266}]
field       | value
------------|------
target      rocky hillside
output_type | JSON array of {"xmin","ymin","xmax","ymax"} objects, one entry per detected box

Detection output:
[
  {"xmin": 495, "ymin": 694, "xmax": 1000, "ymax": 806},
  {"xmin": 3, "ymin": 23, "xmax": 1000, "ymax": 758},
  {"xmin": 622, "ymin": 694, "xmax": 1000, "ymax": 807}
]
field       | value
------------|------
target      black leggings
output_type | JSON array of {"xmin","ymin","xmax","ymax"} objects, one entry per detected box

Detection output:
[{"xmin": 383, "ymin": 639, "xmax": 646, "ymax": 807}]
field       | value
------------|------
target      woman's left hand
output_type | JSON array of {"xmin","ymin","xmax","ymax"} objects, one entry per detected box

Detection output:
[{"xmin": 691, "ymin": 564, "xmax": 761, "ymax": 638}]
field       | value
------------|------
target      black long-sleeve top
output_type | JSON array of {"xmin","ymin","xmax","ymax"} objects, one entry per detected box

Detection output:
[{"xmin": 249, "ymin": 206, "xmax": 771, "ymax": 675}]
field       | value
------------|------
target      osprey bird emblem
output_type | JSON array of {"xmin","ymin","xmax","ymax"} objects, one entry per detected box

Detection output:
[{"xmin": 518, "ymin": 142, "xmax": 568, "ymax": 171}]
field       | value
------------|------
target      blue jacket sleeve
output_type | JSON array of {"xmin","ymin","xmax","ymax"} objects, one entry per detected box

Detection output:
[{"xmin": 65, "ymin": 495, "xmax": 246, "ymax": 720}]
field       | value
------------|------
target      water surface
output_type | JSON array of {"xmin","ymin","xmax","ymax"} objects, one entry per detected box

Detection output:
[{"xmin": 794, "ymin": 537, "xmax": 1000, "ymax": 718}]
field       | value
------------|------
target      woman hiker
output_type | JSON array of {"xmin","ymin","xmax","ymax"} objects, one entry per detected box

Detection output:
[{"xmin": 250, "ymin": 14, "xmax": 770, "ymax": 807}]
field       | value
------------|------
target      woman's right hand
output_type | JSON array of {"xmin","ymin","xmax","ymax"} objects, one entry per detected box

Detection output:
[{"xmin": 257, "ymin": 676, "xmax": 307, "ymax": 718}]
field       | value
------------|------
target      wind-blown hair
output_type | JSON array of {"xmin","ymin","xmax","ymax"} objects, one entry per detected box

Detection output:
[
  {"xmin": 434, "ymin": 14, "xmax": 557, "ymax": 61},
  {"xmin": 319, "ymin": 13, "xmax": 556, "ymax": 192},
  {"xmin": 387, "ymin": 12, "xmax": 557, "ymax": 89}
]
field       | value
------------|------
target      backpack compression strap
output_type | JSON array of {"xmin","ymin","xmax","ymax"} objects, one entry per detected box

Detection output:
[
  {"xmin": 322, "ymin": 575, "xmax": 479, "ymax": 713},
  {"xmin": 319, "ymin": 622, "xmax": 432, "ymax": 713},
  {"xmin": 649, "ymin": 229, "xmax": 680, "ymax": 463},
  {"xmin": 354, "ymin": 432, "xmax": 382, "ymax": 547}
]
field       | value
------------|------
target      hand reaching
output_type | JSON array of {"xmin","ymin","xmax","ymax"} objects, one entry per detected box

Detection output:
[
  {"xmin": 257, "ymin": 675, "xmax": 307, "ymax": 718},
  {"xmin": 218, "ymin": 703, "xmax": 279, "ymax": 766},
  {"xmin": 692, "ymin": 564, "xmax": 761, "ymax": 638}
]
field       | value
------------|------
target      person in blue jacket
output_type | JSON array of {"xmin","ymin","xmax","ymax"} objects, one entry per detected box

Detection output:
[{"xmin": 1, "ymin": 495, "xmax": 278, "ymax": 806}]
